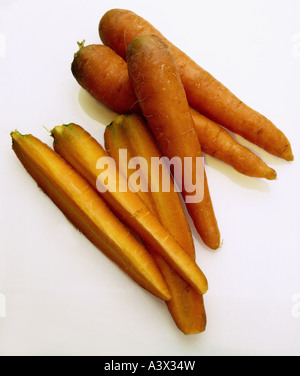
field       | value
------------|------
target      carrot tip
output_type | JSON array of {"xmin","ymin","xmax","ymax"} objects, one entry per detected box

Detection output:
[
  {"xmin": 205, "ymin": 239, "xmax": 222, "ymax": 251},
  {"xmin": 285, "ymin": 154, "xmax": 294, "ymax": 162},
  {"xmin": 281, "ymin": 144, "xmax": 294, "ymax": 161},
  {"xmin": 266, "ymin": 169, "xmax": 277, "ymax": 181}
]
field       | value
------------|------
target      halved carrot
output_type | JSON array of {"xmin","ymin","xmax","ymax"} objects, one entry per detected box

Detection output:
[
  {"xmin": 104, "ymin": 114, "xmax": 196, "ymax": 259},
  {"xmin": 51, "ymin": 123, "xmax": 209, "ymax": 295},
  {"xmin": 105, "ymin": 114, "xmax": 207, "ymax": 334},
  {"xmin": 99, "ymin": 8, "xmax": 294, "ymax": 161},
  {"xmin": 71, "ymin": 43, "xmax": 276, "ymax": 180},
  {"xmin": 10, "ymin": 131, "xmax": 171, "ymax": 301},
  {"xmin": 126, "ymin": 34, "xmax": 220, "ymax": 250}
]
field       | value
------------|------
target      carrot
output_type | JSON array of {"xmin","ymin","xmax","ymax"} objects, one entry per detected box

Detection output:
[
  {"xmin": 10, "ymin": 131, "xmax": 171, "ymax": 301},
  {"xmin": 71, "ymin": 43, "xmax": 277, "ymax": 180},
  {"xmin": 51, "ymin": 123, "xmax": 209, "ymax": 295},
  {"xmin": 126, "ymin": 34, "xmax": 221, "ymax": 250},
  {"xmin": 190, "ymin": 108, "xmax": 277, "ymax": 180},
  {"xmin": 71, "ymin": 41, "xmax": 140, "ymax": 114},
  {"xmin": 99, "ymin": 9, "xmax": 294, "ymax": 161},
  {"xmin": 104, "ymin": 114, "xmax": 207, "ymax": 334}
]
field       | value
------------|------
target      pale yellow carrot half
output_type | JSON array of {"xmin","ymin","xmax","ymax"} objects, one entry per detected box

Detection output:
[
  {"xmin": 105, "ymin": 114, "xmax": 207, "ymax": 334},
  {"xmin": 11, "ymin": 131, "xmax": 171, "ymax": 301},
  {"xmin": 104, "ymin": 114, "xmax": 196, "ymax": 259}
]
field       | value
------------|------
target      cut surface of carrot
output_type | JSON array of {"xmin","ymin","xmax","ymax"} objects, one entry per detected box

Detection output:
[
  {"xmin": 104, "ymin": 114, "xmax": 196, "ymax": 259},
  {"xmin": 105, "ymin": 114, "xmax": 207, "ymax": 334}
]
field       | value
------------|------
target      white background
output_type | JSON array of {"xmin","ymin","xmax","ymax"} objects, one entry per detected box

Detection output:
[{"xmin": 0, "ymin": 0, "xmax": 300, "ymax": 356}]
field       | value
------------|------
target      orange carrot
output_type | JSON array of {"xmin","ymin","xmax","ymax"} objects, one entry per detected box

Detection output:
[
  {"xmin": 190, "ymin": 108, "xmax": 277, "ymax": 180},
  {"xmin": 71, "ymin": 42, "xmax": 140, "ymax": 114},
  {"xmin": 99, "ymin": 9, "xmax": 294, "ymax": 161},
  {"xmin": 51, "ymin": 123, "xmax": 209, "ymax": 295},
  {"xmin": 71, "ymin": 43, "xmax": 277, "ymax": 180},
  {"xmin": 126, "ymin": 34, "xmax": 220, "ymax": 250},
  {"xmin": 10, "ymin": 131, "xmax": 171, "ymax": 301},
  {"xmin": 104, "ymin": 114, "xmax": 207, "ymax": 334}
]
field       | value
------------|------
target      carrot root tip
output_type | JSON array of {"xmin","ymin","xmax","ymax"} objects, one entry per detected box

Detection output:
[
  {"xmin": 267, "ymin": 169, "xmax": 278, "ymax": 181},
  {"xmin": 286, "ymin": 154, "xmax": 294, "ymax": 162}
]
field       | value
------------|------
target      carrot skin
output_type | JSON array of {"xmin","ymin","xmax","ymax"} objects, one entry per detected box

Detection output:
[
  {"xmin": 99, "ymin": 9, "xmax": 294, "ymax": 161},
  {"xmin": 51, "ymin": 124, "xmax": 209, "ymax": 295},
  {"xmin": 71, "ymin": 43, "xmax": 140, "ymax": 114},
  {"xmin": 104, "ymin": 114, "xmax": 207, "ymax": 334},
  {"xmin": 190, "ymin": 108, "xmax": 277, "ymax": 180},
  {"xmin": 126, "ymin": 35, "xmax": 220, "ymax": 250},
  {"xmin": 71, "ymin": 43, "xmax": 277, "ymax": 180},
  {"xmin": 10, "ymin": 131, "xmax": 171, "ymax": 301}
]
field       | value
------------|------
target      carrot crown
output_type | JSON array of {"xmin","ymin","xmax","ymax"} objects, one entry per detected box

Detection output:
[{"xmin": 74, "ymin": 40, "xmax": 85, "ymax": 58}]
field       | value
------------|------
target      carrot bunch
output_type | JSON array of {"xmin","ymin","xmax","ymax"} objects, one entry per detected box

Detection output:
[
  {"xmin": 11, "ymin": 8, "xmax": 293, "ymax": 336},
  {"xmin": 99, "ymin": 9, "xmax": 293, "ymax": 162}
]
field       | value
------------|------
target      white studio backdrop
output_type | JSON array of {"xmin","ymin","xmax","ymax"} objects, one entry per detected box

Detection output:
[{"xmin": 0, "ymin": 0, "xmax": 299, "ymax": 356}]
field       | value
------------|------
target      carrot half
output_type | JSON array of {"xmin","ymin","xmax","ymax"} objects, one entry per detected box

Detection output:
[
  {"xmin": 10, "ymin": 131, "xmax": 171, "ymax": 301},
  {"xmin": 104, "ymin": 114, "xmax": 207, "ymax": 334},
  {"xmin": 99, "ymin": 8, "xmax": 294, "ymax": 161},
  {"xmin": 51, "ymin": 123, "xmax": 209, "ymax": 295},
  {"xmin": 105, "ymin": 114, "xmax": 196, "ymax": 259},
  {"xmin": 71, "ymin": 43, "xmax": 277, "ymax": 180},
  {"xmin": 126, "ymin": 34, "xmax": 220, "ymax": 250}
]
